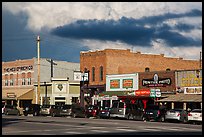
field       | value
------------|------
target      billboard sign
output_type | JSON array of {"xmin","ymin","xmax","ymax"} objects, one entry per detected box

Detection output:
[{"xmin": 184, "ymin": 87, "xmax": 202, "ymax": 94}]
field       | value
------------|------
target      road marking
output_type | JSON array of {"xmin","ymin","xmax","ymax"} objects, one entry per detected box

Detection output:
[
  {"xmin": 116, "ymin": 129, "xmax": 137, "ymax": 132},
  {"xmin": 90, "ymin": 130, "xmax": 110, "ymax": 133},
  {"xmin": 143, "ymin": 128, "xmax": 162, "ymax": 131},
  {"xmin": 64, "ymin": 131, "xmax": 82, "ymax": 134}
]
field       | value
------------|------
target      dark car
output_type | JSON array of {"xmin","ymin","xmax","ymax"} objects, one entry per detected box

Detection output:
[
  {"xmin": 3, "ymin": 104, "xmax": 20, "ymax": 116},
  {"xmin": 97, "ymin": 106, "xmax": 111, "ymax": 119},
  {"xmin": 85, "ymin": 105, "xmax": 101, "ymax": 118},
  {"xmin": 59, "ymin": 105, "xmax": 72, "ymax": 117},
  {"xmin": 144, "ymin": 105, "xmax": 166, "ymax": 122},
  {"xmin": 110, "ymin": 101, "xmax": 145, "ymax": 121},
  {"xmin": 127, "ymin": 104, "xmax": 145, "ymax": 121},
  {"xmin": 71, "ymin": 104, "xmax": 86, "ymax": 118},
  {"xmin": 23, "ymin": 104, "xmax": 41, "ymax": 116}
]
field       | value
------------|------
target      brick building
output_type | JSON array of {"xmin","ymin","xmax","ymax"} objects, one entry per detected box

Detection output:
[
  {"xmin": 2, "ymin": 58, "xmax": 80, "ymax": 110},
  {"xmin": 80, "ymin": 49, "xmax": 201, "ymax": 107},
  {"xmin": 80, "ymin": 49, "xmax": 201, "ymax": 93}
]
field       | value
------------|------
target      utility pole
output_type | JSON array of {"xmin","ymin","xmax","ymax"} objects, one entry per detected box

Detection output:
[
  {"xmin": 200, "ymin": 51, "xmax": 202, "ymax": 69},
  {"xmin": 37, "ymin": 36, "xmax": 41, "ymax": 104}
]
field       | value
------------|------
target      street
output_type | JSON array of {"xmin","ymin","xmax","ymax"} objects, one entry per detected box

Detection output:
[{"xmin": 2, "ymin": 115, "xmax": 202, "ymax": 135}]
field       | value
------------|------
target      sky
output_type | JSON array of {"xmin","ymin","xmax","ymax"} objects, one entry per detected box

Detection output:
[{"xmin": 2, "ymin": 2, "xmax": 202, "ymax": 63}]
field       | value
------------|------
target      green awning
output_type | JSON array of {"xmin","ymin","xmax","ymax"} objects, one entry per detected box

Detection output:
[{"xmin": 99, "ymin": 91, "xmax": 132, "ymax": 97}]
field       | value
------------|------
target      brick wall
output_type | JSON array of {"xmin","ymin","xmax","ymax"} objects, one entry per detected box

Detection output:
[{"xmin": 81, "ymin": 49, "xmax": 200, "ymax": 86}]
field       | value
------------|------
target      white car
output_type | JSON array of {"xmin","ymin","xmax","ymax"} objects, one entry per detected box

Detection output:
[{"xmin": 188, "ymin": 109, "xmax": 202, "ymax": 124}]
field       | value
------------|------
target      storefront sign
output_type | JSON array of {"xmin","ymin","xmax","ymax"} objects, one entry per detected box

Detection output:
[
  {"xmin": 184, "ymin": 87, "xmax": 202, "ymax": 94},
  {"xmin": 4, "ymin": 65, "xmax": 33, "ymax": 72},
  {"xmin": 142, "ymin": 73, "xmax": 171, "ymax": 87},
  {"xmin": 110, "ymin": 79, "xmax": 120, "ymax": 89},
  {"xmin": 123, "ymin": 79, "xmax": 133, "ymax": 88},
  {"xmin": 135, "ymin": 89, "xmax": 150, "ymax": 96},
  {"xmin": 7, "ymin": 93, "xmax": 16, "ymax": 98}
]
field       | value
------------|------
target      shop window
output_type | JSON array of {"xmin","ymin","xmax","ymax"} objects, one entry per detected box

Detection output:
[
  {"xmin": 145, "ymin": 67, "xmax": 150, "ymax": 72},
  {"xmin": 72, "ymin": 97, "xmax": 78, "ymax": 104},
  {"xmin": 92, "ymin": 67, "xmax": 95, "ymax": 81},
  {"xmin": 100, "ymin": 66, "xmax": 103, "ymax": 81}
]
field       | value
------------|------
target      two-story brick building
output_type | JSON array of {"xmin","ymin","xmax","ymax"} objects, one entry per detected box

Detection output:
[
  {"xmin": 2, "ymin": 58, "xmax": 80, "ymax": 109},
  {"xmin": 80, "ymin": 49, "xmax": 201, "ymax": 107}
]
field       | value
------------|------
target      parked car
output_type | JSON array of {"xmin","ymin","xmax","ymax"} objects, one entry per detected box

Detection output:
[
  {"xmin": 40, "ymin": 105, "xmax": 56, "ymax": 116},
  {"xmin": 2, "ymin": 103, "xmax": 6, "ymax": 114},
  {"xmin": 143, "ymin": 105, "xmax": 166, "ymax": 122},
  {"xmin": 23, "ymin": 104, "xmax": 41, "ymax": 116},
  {"xmin": 59, "ymin": 105, "xmax": 72, "ymax": 117},
  {"xmin": 85, "ymin": 105, "xmax": 100, "ymax": 118},
  {"xmin": 188, "ymin": 109, "xmax": 202, "ymax": 124},
  {"xmin": 49, "ymin": 105, "xmax": 62, "ymax": 117},
  {"xmin": 109, "ymin": 101, "xmax": 145, "ymax": 120},
  {"xmin": 71, "ymin": 104, "xmax": 86, "ymax": 118},
  {"xmin": 97, "ymin": 106, "xmax": 111, "ymax": 119},
  {"xmin": 165, "ymin": 109, "xmax": 188, "ymax": 123},
  {"xmin": 3, "ymin": 104, "xmax": 20, "ymax": 116},
  {"xmin": 127, "ymin": 104, "xmax": 145, "ymax": 121}
]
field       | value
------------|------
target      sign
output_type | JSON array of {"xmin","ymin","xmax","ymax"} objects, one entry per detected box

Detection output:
[
  {"xmin": 123, "ymin": 79, "xmax": 133, "ymax": 88},
  {"xmin": 150, "ymin": 89, "xmax": 161, "ymax": 97},
  {"xmin": 142, "ymin": 73, "xmax": 171, "ymax": 87},
  {"xmin": 7, "ymin": 93, "xmax": 16, "ymax": 98},
  {"xmin": 135, "ymin": 89, "xmax": 150, "ymax": 96},
  {"xmin": 110, "ymin": 79, "xmax": 120, "ymax": 89},
  {"xmin": 184, "ymin": 87, "xmax": 202, "ymax": 94},
  {"xmin": 4, "ymin": 65, "xmax": 33, "ymax": 72},
  {"xmin": 74, "ymin": 71, "xmax": 81, "ymax": 81},
  {"xmin": 81, "ymin": 72, "xmax": 89, "ymax": 81}
]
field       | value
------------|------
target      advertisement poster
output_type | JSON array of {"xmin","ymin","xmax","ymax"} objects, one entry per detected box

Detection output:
[
  {"xmin": 123, "ymin": 79, "xmax": 133, "ymax": 88},
  {"xmin": 110, "ymin": 79, "xmax": 120, "ymax": 89}
]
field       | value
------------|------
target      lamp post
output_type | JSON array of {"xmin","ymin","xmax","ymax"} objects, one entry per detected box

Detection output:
[{"xmin": 37, "ymin": 36, "xmax": 40, "ymax": 105}]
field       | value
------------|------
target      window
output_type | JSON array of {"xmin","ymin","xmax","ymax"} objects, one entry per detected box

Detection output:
[
  {"xmin": 27, "ymin": 72, "xmax": 32, "ymax": 85},
  {"xmin": 22, "ymin": 78, "xmax": 26, "ymax": 85},
  {"xmin": 10, "ymin": 74, "xmax": 14, "ymax": 86},
  {"xmin": 166, "ymin": 68, "xmax": 171, "ymax": 71},
  {"xmin": 5, "ymin": 80, "xmax": 8, "ymax": 86},
  {"xmin": 22, "ymin": 73, "xmax": 26, "ymax": 85},
  {"xmin": 92, "ymin": 67, "xmax": 95, "ymax": 81},
  {"xmin": 100, "ymin": 66, "xmax": 103, "ymax": 81},
  {"xmin": 145, "ymin": 67, "xmax": 150, "ymax": 72},
  {"xmin": 28, "ymin": 78, "xmax": 31, "ymax": 85},
  {"xmin": 10, "ymin": 79, "xmax": 14, "ymax": 86},
  {"xmin": 5, "ymin": 74, "xmax": 8, "ymax": 86}
]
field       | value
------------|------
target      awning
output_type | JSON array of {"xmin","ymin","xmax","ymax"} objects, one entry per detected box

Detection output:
[
  {"xmin": 2, "ymin": 88, "xmax": 34, "ymax": 100},
  {"xmin": 156, "ymin": 93, "xmax": 202, "ymax": 102}
]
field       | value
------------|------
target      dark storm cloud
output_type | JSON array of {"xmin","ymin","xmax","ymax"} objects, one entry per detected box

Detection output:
[{"xmin": 51, "ymin": 9, "xmax": 202, "ymax": 47}]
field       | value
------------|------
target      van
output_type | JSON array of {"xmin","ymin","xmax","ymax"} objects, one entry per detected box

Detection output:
[{"xmin": 110, "ymin": 101, "xmax": 145, "ymax": 120}]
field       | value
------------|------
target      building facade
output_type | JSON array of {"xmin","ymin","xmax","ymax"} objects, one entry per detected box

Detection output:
[
  {"xmin": 2, "ymin": 58, "xmax": 80, "ymax": 108},
  {"xmin": 80, "ymin": 49, "xmax": 201, "ymax": 98}
]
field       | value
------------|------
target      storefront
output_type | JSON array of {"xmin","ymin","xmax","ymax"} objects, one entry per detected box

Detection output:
[
  {"xmin": 156, "ymin": 70, "xmax": 202, "ymax": 110},
  {"xmin": 2, "ymin": 88, "xmax": 34, "ymax": 108}
]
